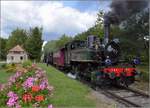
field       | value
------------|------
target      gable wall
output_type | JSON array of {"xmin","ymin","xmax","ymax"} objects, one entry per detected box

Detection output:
[{"xmin": 7, "ymin": 53, "xmax": 28, "ymax": 63}]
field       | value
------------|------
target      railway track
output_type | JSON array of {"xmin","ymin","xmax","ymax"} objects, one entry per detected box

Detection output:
[
  {"xmin": 79, "ymin": 79, "xmax": 149, "ymax": 107},
  {"xmin": 64, "ymin": 71, "xmax": 149, "ymax": 107},
  {"xmin": 98, "ymin": 86, "xmax": 149, "ymax": 107}
]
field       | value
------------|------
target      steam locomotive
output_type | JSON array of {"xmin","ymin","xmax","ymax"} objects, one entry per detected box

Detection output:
[{"xmin": 44, "ymin": 15, "xmax": 139, "ymax": 87}]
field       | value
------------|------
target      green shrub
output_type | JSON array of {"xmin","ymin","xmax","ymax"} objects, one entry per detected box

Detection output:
[
  {"xmin": 11, "ymin": 63, "xmax": 16, "ymax": 67},
  {"xmin": 22, "ymin": 60, "xmax": 32, "ymax": 68},
  {"xmin": 0, "ymin": 63, "xmax": 6, "ymax": 69},
  {"xmin": 5, "ymin": 64, "xmax": 16, "ymax": 73},
  {"xmin": 137, "ymin": 65, "xmax": 149, "ymax": 82},
  {"xmin": 140, "ymin": 71, "xmax": 149, "ymax": 82}
]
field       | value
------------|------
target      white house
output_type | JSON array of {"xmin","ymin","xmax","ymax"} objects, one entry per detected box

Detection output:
[{"xmin": 7, "ymin": 45, "xmax": 28, "ymax": 63}]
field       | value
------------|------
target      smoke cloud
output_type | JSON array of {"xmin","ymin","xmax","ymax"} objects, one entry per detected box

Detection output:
[{"xmin": 107, "ymin": 0, "xmax": 149, "ymax": 24}]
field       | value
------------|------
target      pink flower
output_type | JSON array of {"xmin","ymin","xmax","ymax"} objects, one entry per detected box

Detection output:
[
  {"xmin": 16, "ymin": 103, "xmax": 21, "ymax": 108},
  {"xmin": 35, "ymin": 68, "xmax": 46, "ymax": 78},
  {"xmin": 0, "ymin": 84, "xmax": 4, "ymax": 91},
  {"xmin": 32, "ymin": 64, "xmax": 37, "ymax": 68},
  {"xmin": 15, "ymin": 72, "xmax": 22, "ymax": 78},
  {"xmin": 48, "ymin": 104, "xmax": 53, "ymax": 108},
  {"xmin": 8, "ymin": 72, "xmax": 22, "ymax": 85},
  {"xmin": 7, "ymin": 98, "xmax": 16, "ymax": 107},
  {"xmin": 22, "ymin": 77, "xmax": 34, "ymax": 89},
  {"xmin": 0, "ymin": 84, "xmax": 5, "ymax": 91},
  {"xmin": 39, "ymin": 79, "xmax": 48, "ymax": 90},
  {"xmin": 7, "ymin": 91, "xmax": 18, "ymax": 107},
  {"xmin": 9, "ymin": 76, "xmax": 16, "ymax": 83},
  {"xmin": 7, "ymin": 91, "xmax": 14, "ymax": 97}
]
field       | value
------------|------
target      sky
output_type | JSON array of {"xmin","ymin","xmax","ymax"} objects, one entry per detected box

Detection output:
[{"xmin": 1, "ymin": 0, "xmax": 111, "ymax": 41}]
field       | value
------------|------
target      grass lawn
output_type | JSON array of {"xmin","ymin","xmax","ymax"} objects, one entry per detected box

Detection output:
[
  {"xmin": 136, "ymin": 64, "xmax": 149, "ymax": 82},
  {"xmin": 0, "ymin": 69, "xmax": 14, "ymax": 84},
  {"xmin": 0, "ymin": 63, "xmax": 14, "ymax": 84},
  {"xmin": 38, "ymin": 63, "xmax": 96, "ymax": 108},
  {"xmin": 131, "ymin": 64, "xmax": 149, "ymax": 91}
]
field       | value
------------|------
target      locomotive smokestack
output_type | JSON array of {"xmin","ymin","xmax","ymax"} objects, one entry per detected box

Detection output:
[
  {"xmin": 104, "ymin": 14, "xmax": 110, "ymax": 45},
  {"xmin": 103, "ymin": 0, "xmax": 148, "ymax": 45}
]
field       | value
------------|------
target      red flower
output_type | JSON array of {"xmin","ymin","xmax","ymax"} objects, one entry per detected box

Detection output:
[
  {"xmin": 22, "ymin": 93, "xmax": 32, "ymax": 103},
  {"xmin": 35, "ymin": 95, "xmax": 44, "ymax": 102},
  {"xmin": 32, "ymin": 85, "xmax": 40, "ymax": 92}
]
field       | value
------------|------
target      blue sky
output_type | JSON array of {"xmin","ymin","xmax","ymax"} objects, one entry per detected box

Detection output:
[{"xmin": 1, "ymin": 0, "xmax": 111, "ymax": 41}]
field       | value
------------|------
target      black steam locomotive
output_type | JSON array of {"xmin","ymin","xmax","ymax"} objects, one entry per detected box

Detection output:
[{"xmin": 44, "ymin": 15, "xmax": 139, "ymax": 87}]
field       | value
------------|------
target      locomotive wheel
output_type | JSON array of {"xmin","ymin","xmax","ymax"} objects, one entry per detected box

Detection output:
[
  {"xmin": 90, "ymin": 72, "xmax": 99, "ymax": 90},
  {"xmin": 117, "ymin": 77, "xmax": 128, "ymax": 87},
  {"xmin": 125, "ymin": 77, "xmax": 135, "ymax": 86}
]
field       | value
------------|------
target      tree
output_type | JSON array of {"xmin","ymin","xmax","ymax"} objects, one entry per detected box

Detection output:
[
  {"xmin": 126, "ymin": 9, "xmax": 148, "ymax": 54},
  {"xmin": 95, "ymin": 10, "xmax": 104, "ymax": 26},
  {"xmin": 6, "ymin": 28, "xmax": 27, "ymax": 50},
  {"xmin": 43, "ymin": 34, "xmax": 72, "ymax": 55},
  {"xmin": 111, "ymin": 8, "xmax": 149, "ymax": 61},
  {"xmin": 43, "ymin": 40, "xmax": 58, "ymax": 54},
  {"xmin": 56, "ymin": 34, "xmax": 72, "ymax": 49},
  {"xmin": 0, "ymin": 37, "xmax": 7, "ymax": 60},
  {"xmin": 74, "ymin": 10, "xmax": 104, "ymax": 40},
  {"xmin": 25, "ymin": 27, "xmax": 43, "ymax": 61}
]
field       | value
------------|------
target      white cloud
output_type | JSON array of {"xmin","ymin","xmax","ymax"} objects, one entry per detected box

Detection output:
[{"xmin": 1, "ymin": 1, "xmax": 98, "ymax": 40}]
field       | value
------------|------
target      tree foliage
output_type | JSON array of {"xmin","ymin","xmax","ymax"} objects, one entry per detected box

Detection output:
[
  {"xmin": 74, "ymin": 10, "xmax": 104, "ymax": 41},
  {"xmin": 111, "ymin": 8, "xmax": 149, "ymax": 61},
  {"xmin": 6, "ymin": 28, "xmax": 27, "ymax": 51},
  {"xmin": 43, "ymin": 34, "xmax": 72, "ymax": 54},
  {"xmin": 0, "ymin": 37, "xmax": 7, "ymax": 60},
  {"xmin": 43, "ymin": 40, "xmax": 58, "ymax": 54},
  {"xmin": 1, "ymin": 27, "xmax": 43, "ymax": 61},
  {"xmin": 25, "ymin": 27, "xmax": 43, "ymax": 61},
  {"xmin": 56, "ymin": 34, "xmax": 72, "ymax": 49}
]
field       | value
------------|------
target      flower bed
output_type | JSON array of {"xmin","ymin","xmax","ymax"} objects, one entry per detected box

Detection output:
[{"xmin": 0, "ymin": 64, "xmax": 54, "ymax": 108}]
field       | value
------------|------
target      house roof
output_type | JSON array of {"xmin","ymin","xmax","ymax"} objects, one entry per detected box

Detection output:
[{"xmin": 9, "ymin": 45, "xmax": 25, "ymax": 52}]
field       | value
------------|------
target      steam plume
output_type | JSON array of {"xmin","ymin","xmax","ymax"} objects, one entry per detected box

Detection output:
[{"xmin": 107, "ymin": 0, "xmax": 149, "ymax": 24}]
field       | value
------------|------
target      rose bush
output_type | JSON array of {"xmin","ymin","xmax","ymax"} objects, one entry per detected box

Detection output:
[{"xmin": 0, "ymin": 64, "xmax": 54, "ymax": 108}]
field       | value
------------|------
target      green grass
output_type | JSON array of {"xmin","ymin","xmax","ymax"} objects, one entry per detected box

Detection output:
[
  {"xmin": 38, "ymin": 63, "xmax": 96, "ymax": 108},
  {"xmin": 0, "ymin": 63, "xmax": 14, "ymax": 84},
  {"xmin": 0, "ymin": 69, "xmax": 14, "ymax": 84},
  {"xmin": 137, "ymin": 64, "xmax": 149, "ymax": 82}
]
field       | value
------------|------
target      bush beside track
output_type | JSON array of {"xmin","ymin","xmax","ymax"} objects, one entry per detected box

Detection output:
[{"xmin": 137, "ymin": 64, "xmax": 149, "ymax": 82}]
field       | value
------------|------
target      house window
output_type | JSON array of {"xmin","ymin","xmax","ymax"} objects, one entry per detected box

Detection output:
[
  {"xmin": 20, "ymin": 56, "xmax": 23, "ymax": 60},
  {"xmin": 11, "ymin": 56, "xmax": 14, "ymax": 60}
]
